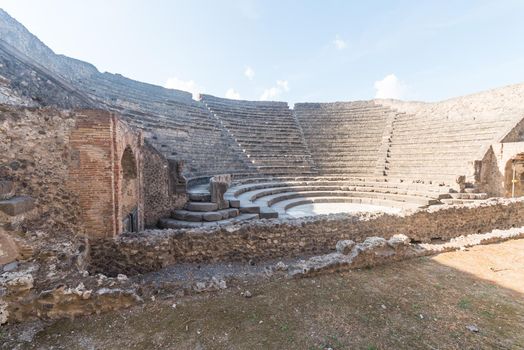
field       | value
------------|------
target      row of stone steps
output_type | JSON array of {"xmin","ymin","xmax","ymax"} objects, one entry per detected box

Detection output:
[{"xmin": 159, "ymin": 213, "xmax": 259, "ymax": 229}]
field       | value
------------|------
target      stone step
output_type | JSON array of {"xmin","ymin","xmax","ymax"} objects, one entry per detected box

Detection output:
[
  {"xmin": 449, "ymin": 192, "xmax": 487, "ymax": 200},
  {"xmin": 259, "ymin": 207, "xmax": 279, "ymax": 219},
  {"xmin": 173, "ymin": 208, "xmax": 239, "ymax": 222},
  {"xmin": 187, "ymin": 189, "xmax": 212, "ymax": 202},
  {"xmin": 184, "ymin": 201, "xmax": 220, "ymax": 212},
  {"xmin": 440, "ymin": 199, "xmax": 480, "ymax": 205},
  {"xmin": 0, "ymin": 181, "xmax": 14, "ymax": 200},
  {"xmin": 0, "ymin": 196, "xmax": 35, "ymax": 216},
  {"xmin": 239, "ymin": 205, "xmax": 260, "ymax": 214},
  {"xmin": 159, "ymin": 213, "xmax": 259, "ymax": 229}
]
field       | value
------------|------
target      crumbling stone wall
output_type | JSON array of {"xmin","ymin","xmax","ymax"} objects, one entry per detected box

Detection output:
[
  {"xmin": 479, "ymin": 142, "xmax": 524, "ymax": 197},
  {"xmin": 1, "ymin": 106, "xmax": 146, "ymax": 237},
  {"xmin": 0, "ymin": 105, "xmax": 81, "ymax": 233},
  {"xmin": 89, "ymin": 197, "xmax": 524, "ymax": 276},
  {"xmin": 142, "ymin": 142, "xmax": 187, "ymax": 228}
]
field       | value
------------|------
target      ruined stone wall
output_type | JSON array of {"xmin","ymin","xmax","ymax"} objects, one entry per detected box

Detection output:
[
  {"xmin": 89, "ymin": 197, "xmax": 524, "ymax": 276},
  {"xmin": 142, "ymin": 142, "xmax": 186, "ymax": 228},
  {"xmin": 479, "ymin": 142, "xmax": 524, "ymax": 197},
  {"xmin": 0, "ymin": 105, "xmax": 81, "ymax": 233}
]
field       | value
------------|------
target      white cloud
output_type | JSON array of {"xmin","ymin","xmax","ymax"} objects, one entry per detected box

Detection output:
[
  {"xmin": 374, "ymin": 74, "xmax": 406, "ymax": 99},
  {"xmin": 260, "ymin": 80, "xmax": 290, "ymax": 101},
  {"xmin": 277, "ymin": 80, "xmax": 289, "ymax": 91},
  {"xmin": 244, "ymin": 66, "xmax": 255, "ymax": 80},
  {"xmin": 225, "ymin": 88, "xmax": 241, "ymax": 100},
  {"xmin": 333, "ymin": 35, "xmax": 348, "ymax": 50},
  {"xmin": 164, "ymin": 77, "xmax": 202, "ymax": 99}
]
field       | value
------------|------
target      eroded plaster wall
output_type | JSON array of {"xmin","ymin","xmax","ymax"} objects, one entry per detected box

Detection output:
[
  {"xmin": 142, "ymin": 142, "xmax": 187, "ymax": 228},
  {"xmin": 479, "ymin": 142, "xmax": 524, "ymax": 197}
]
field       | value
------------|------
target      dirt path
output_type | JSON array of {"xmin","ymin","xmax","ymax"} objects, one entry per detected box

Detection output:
[
  {"xmin": 4, "ymin": 239, "xmax": 524, "ymax": 350},
  {"xmin": 433, "ymin": 239, "xmax": 524, "ymax": 294}
]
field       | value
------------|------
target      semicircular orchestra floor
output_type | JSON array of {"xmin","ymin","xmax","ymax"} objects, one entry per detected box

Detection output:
[
  {"xmin": 224, "ymin": 176, "xmax": 453, "ymax": 219},
  {"xmin": 162, "ymin": 176, "xmax": 459, "ymax": 228},
  {"xmin": 284, "ymin": 201, "xmax": 402, "ymax": 218}
]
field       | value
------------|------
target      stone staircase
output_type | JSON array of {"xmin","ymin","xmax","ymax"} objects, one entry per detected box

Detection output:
[
  {"xmin": 440, "ymin": 184, "xmax": 488, "ymax": 205},
  {"xmin": 377, "ymin": 102, "xmax": 517, "ymax": 185},
  {"xmin": 375, "ymin": 111, "xmax": 401, "ymax": 176},
  {"xmin": 159, "ymin": 176, "xmax": 260, "ymax": 229}
]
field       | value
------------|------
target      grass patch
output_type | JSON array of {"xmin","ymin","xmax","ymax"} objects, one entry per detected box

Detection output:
[{"xmin": 458, "ymin": 297, "xmax": 471, "ymax": 310}]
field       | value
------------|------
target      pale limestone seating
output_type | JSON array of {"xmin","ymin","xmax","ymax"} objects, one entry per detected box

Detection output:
[
  {"xmin": 78, "ymin": 75, "xmax": 256, "ymax": 178},
  {"xmin": 159, "ymin": 213, "xmax": 258, "ymax": 229},
  {"xmin": 201, "ymin": 95, "xmax": 316, "ymax": 177},
  {"xmin": 223, "ymin": 176, "xmax": 450, "ymax": 218},
  {"xmin": 247, "ymin": 185, "xmax": 446, "ymax": 202},
  {"xmin": 381, "ymin": 104, "xmax": 518, "ymax": 184},
  {"xmin": 295, "ymin": 101, "xmax": 393, "ymax": 177},
  {"xmin": 244, "ymin": 187, "xmax": 431, "ymax": 217}
]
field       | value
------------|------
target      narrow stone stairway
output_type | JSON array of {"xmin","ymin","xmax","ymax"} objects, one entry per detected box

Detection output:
[{"xmin": 159, "ymin": 180, "xmax": 259, "ymax": 229}]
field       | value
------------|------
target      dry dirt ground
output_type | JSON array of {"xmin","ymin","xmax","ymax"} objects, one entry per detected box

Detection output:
[{"xmin": 4, "ymin": 239, "xmax": 524, "ymax": 350}]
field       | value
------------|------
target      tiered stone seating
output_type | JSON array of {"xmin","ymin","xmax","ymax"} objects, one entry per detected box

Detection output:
[
  {"xmin": 381, "ymin": 105, "xmax": 517, "ymax": 184},
  {"xmin": 294, "ymin": 102, "xmax": 395, "ymax": 176},
  {"xmin": 74, "ymin": 74, "xmax": 257, "ymax": 178},
  {"xmin": 224, "ymin": 176, "xmax": 453, "ymax": 218},
  {"xmin": 201, "ymin": 95, "xmax": 317, "ymax": 176}
]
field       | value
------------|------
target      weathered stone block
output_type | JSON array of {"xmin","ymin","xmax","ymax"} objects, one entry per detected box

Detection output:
[
  {"xmin": 240, "ymin": 205, "xmax": 260, "ymax": 214},
  {"xmin": 185, "ymin": 202, "xmax": 218, "ymax": 212},
  {"xmin": 0, "ymin": 231, "xmax": 19, "ymax": 265},
  {"xmin": 202, "ymin": 212, "xmax": 222, "ymax": 222},
  {"xmin": 210, "ymin": 175, "xmax": 231, "ymax": 209},
  {"xmin": 0, "ymin": 196, "xmax": 34, "ymax": 216},
  {"xmin": 336, "ymin": 240, "xmax": 355, "ymax": 255},
  {"xmin": 0, "ymin": 181, "xmax": 14, "ymax": 200},
  {"xmin": 259, "ymin": 208, "xmax": 278, "ymax": 219}
]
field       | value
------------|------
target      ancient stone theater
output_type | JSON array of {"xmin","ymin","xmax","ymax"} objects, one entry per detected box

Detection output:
[{"xmin": 1, "ymin": 8, "xmax": 524, "ymax": 323}]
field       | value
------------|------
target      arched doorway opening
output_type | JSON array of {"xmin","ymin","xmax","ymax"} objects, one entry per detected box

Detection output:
[
  {"xmin": 121, "ymin": 146, "xmax": 139, "ymax": 232},
  {"xmin": 504, "ymin": 153, "xmax": 524, "ymax": 197}
]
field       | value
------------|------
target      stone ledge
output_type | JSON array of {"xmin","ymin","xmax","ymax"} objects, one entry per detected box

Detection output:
[{"xmin": 0, "ymin": 196, "xmax": 35, "ymax": 216}]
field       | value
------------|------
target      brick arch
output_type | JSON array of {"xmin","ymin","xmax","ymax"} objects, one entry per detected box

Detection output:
[
  {"xmin": 120, "ymin": 145, "xmax": 140, "ymax": 232},
  {"xmin": 121, "ymin": 146, "xmax": 137, "ymax": 180}
]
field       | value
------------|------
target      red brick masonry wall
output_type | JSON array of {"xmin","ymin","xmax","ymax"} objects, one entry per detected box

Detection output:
[{"xmin": 68, "ymin": 110, "xmax": 143, "ymax": 238}]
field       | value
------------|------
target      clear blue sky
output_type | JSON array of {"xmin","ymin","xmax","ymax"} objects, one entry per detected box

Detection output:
[{"xmin": 2, "ymin": 0, "xmax": 524, "ymax": 103}]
